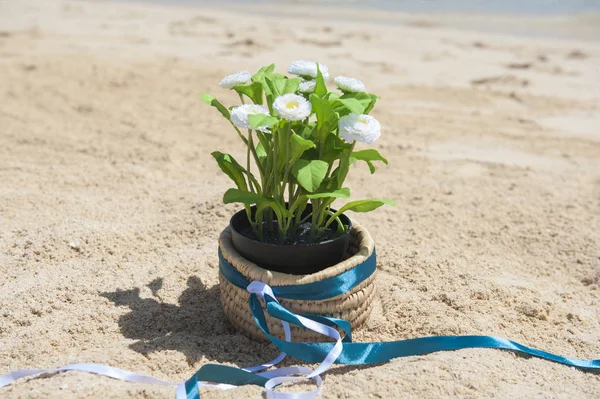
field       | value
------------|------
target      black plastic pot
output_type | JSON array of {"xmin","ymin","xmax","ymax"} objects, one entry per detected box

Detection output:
[{"xmin": 229, "ymin": 205, "xmax": 352, "ymax": 275}]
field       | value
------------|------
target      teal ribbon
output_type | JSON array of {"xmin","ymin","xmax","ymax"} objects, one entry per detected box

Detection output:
[
  {"xmin": 219, "ymin": 248, "xmax": 377, "ymax": 301},
  {"xmin": 181, "ymin": 251, "xmax": 600, "ymax": 398},
  {"xmin": 184, "ymin": 364, "xmax": 268, "ymax": 397},
  {"xmin": 245, "ymin": 291, "xmax": 600, "ymax": 370}
]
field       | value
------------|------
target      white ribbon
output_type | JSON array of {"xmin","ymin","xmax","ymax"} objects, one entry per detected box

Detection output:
[
  {"xmin": 0, "ymin": 363, "xmax": 239, "ymax": 399},
  {"xmin": 245, "ymin": 281, "xmax": 343, "ymax": 399},
  {"xmin": 0, "ymin": 364, "xmax": 177, "ymax": 389},
  {"xmin": 244, "ymin": 281, "xmax": 292, "ymax": 373},
  {"xmin": 174, "ymin": 380, "xmax": 238, "ymax": 399}
]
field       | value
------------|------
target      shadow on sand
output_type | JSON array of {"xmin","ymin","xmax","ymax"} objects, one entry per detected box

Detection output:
[
  {"xmin": 101, "ymin": 278, "xmax": 600, "ymax": 378},
  {"xmin": 100, "ymin": 276, "xmax": 279, "ymax": 366}
]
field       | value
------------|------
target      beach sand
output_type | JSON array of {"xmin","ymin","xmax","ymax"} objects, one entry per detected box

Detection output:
[{"xmin": 1, "ymin": 0, "xmax": 599, "ymax": 397}]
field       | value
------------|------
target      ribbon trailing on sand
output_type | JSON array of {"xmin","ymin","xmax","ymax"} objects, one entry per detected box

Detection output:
[{"xmin": 2, "ymin": 249, "xmax": 599, "ymax": 398}]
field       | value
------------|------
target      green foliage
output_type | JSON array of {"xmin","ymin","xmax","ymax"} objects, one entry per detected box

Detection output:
[
  {"xmin": 199, "ymin": 94, "xmax": 230, "ymax": 119},
  {"xmin": 339, "ymin": 97, "xmax": 365, "ymax": 115},
  {"xmin": 223, "ymin": 188, "xmax": 268, "ymax": 205},
  {"xmin": 310, "ymin": 95, "xmax": 337, "ymax": 145},
  {"xmin": 350, "ymin": 149, "xmax": 388, "ymax": 164},
  {"xmin": 251, "ymin": 64, "xmax": 276, "ymax": 83},
  {"xmin": 292, "ymin": 159, "xmax": 329, "ymax": 193},
  {"xmin": 306, "ymin": 188, "xmax": 350, "ymax": 199},
  {"xmin": 255, "ymin": 141, "xmax": 267, "ymax": 163},
  {"xmin": 211, "ymin": 151, "xmax": 247, "ymax": 191},
  {"xmin": 289, "ymin": 134, "xmax": 316, "ymax": 166},
  {"xmin": 364, "ymin": 94, "xmax": 379, "ymax": 114},
  {"xmin": 350, "ymin": 149, "xmax": 389, "ymax": 173},
  {"xmin": 335, "ymin": 155, "xmax": 350, "ymax": 189},
  {"xmin": 234, "ymin": 82, "xmax": 264, "ymax": 105},
  {"xmin": 248, "ymin": 114, "xmax": 279, "ymax": 130},
  {"xmin": 201, "ymin": 62, "xmax": 394, "ymax": 246},
  {"xmin": 327, "ymin": 199, "xmax": 396, "ymax": 227},
  {"xmin": 314, "ymin": 64, "xmax": 327, "ymax": 97}
]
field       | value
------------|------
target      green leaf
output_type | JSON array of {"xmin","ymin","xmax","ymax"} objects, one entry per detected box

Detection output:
[
  {"xmin": 270, "ymin": 200, "xmax": 293, "ymax": 218},
  {"xmin": 234, "ymin": 82, "xmax": 264, "ymax": 105},
  {"xmin": 350, "ymin": 149, "xmax": 389, "ymax": 175},
  {"xmin": 339, "ymin": 98, "xmax": 366, "ymax": 115},
  {"xmin": 326, "ymin": 91, "xmax": 340, "ymax": 103},
  {"xmin": 211, "ymin": 151, "xmax": 247, "ymax": 190},
  {"xmin": 327, "ymin": 199, "xmax": 395, "ymax": 226},
  {"xmin": 310, "ymin": 95, "xmax": 337, "ymax": 145},
  {"xmin": 338, "ymin": 199, "xmax": 395, "ymax": 213},
  {"xmin": 350, "ymin": 149, "xmax": 388, "ymax": 174},
  {"xmin": 364, "ymin": 94, "xmax": 379, "ymax": 114},
  {"xmin": 283, "ymin": 78, "xmax": 301, "ymax": 95},
  {"xmin": 298, "ymin": 122, "xmax": 317, "ymax": 140},
  {"xmin": 314, "ymin": 64, "xmax": 327, "ymax": 97},
  {"xmin": 265, "ymin": 76, "xmax": 286, "ymax": 98},
  {"xmin": 252, "ymin": 64, "xmax": 276, "ymax": 83},
  {"xmin": 292, "ymin": 159, "xmax": 328, "ymax": 193},
  {"xmin": 199, "ymin": 94, "xmax": 230, "ymax": 119},
  {"xmin": 248, "ymin": 114, "xmax": 279, "ymax": 130},
  {"xmin": 261, "ymin": 73, "xmax": 286, "ymax": 111},
  {"xmin": 266, "ymin": 72, "xmax": 285, "ymax": 80},
  {"xmin": 265, "ymin": 76, "xmax": 301, "ymax": 98},
  {"xmin": 255, "ymin": 131, "xmax": 271, "ymax": 163},
  {"xmin": 306, "ymin": 188, "xmax": 350, "ymax": 199},
  {"xmin": 365, "ymin": 160, "xmax": 376, "ymax": 174},
  {"xmin": 255, "ymin": 141, "xmax": 267, "ymax": 163},
  {"xmin": 199, "ymin": 93, "xmax": 215, "ymax": 105},
  {"xmin": 340, "ymin": 92, "xmax": 369, "ymax": 108},
  {"xmin": 223, "ymin": 188, "xmax": 268, "ymax": 205},
  {"xmin": 321, "ymin": 134, "xmax": 345, "ymax": 160},
  {"xmin": 334, "ymin": 155, "xmax": 349, "ymax": 189},
  {"xmin": 289, "ymin": 134, "xmax": 316, "ymax": 165},
  {"xmin": 333, "ymin": 93, "xmax": 378, "ymax": 117},
  {"xmin": 350, "ymin": 149, "xmax": 388, "ymax": 165},
  {"xmin": 264, "ymin": 89, "xmax": 275, "ymax": 114}
]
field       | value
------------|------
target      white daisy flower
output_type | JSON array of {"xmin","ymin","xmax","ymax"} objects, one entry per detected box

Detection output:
[
  {"xmin": 334, "ymin": 76, "xmax": 365, "ymax": 93},
  {"xmin": 288, "ymin": 60, "xmax": 329, "ymax": 81},
  {"xmin": 219, "ymin": 71, "xmax": 252, "ymax": 89},
  {"xmin": 338, "ymin": 113, "xmax": 381, "ymax": 144},
  {"xmin": 230, "ymin": 104, "xmax": 271, "ymax": 132},
  {"xmin": 273, "ymin": 94, "xmax": 312, "ymax": 121},
  {"xmin": 298, "ymin": 79, "xmax": 316, "ymax": 94}
]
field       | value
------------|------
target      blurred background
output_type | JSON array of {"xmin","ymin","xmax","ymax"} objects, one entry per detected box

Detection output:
[
  {"xmin": 117, "ymin": 0, "xmax": 600, "ymax": 15},
  {"xmin": 107, "ymin": 0, "xmax": 600, "ymax": 41}
]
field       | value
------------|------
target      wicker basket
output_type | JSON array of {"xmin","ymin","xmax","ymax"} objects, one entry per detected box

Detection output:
[{"xmin": 218, "ymin": 219, "xmax": 377, "ymax": 342}]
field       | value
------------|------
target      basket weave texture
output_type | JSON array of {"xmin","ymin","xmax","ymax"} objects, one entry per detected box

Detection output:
[{"xmin": 218, "ymin": 220, "xmax": 377, "ymax": 342}]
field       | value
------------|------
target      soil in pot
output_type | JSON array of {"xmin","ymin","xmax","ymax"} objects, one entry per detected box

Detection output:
[
  {"xmin": 238, "ymin": 220, "xmax": 340, "ymax": 246},
  {"xmin": 229, "ymin": 205, "xmax": 352, "ymax": 275}
]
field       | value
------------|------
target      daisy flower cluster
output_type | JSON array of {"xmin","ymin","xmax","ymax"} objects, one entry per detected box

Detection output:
[{"xmin": 201, "ymin": 60, "xmax": 392, "ymax": 244}]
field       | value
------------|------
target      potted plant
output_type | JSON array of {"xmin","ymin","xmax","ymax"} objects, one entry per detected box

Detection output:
[{"xmin": 201, "ymin": 60, "xmax": 394, "ymax": 340}]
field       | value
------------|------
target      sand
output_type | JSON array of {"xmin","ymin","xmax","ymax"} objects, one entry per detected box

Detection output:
[{"xmin": 1, "ymin": 0, "xmax": 599, "ymax": 397}]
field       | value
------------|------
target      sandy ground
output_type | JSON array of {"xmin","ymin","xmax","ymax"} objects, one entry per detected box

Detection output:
[{"xmin": 1, "ymin": 0, "xmax": 600, "ymax": 397}]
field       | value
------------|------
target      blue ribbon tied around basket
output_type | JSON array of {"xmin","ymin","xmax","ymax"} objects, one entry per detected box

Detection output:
[{"xmin": 1, "ymin": 248, "xmax": 599, "ymax": 398}]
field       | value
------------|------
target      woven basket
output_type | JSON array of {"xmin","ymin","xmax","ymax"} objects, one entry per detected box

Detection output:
[{"xmin": 218, "ymin": 219, "xmax": 377, "ymax": 342}]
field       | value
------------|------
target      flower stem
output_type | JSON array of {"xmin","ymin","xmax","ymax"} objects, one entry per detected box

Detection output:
[
  {"xmin": 272, "ymin": 127, "xmax": 279, "ymax": 201},
  {"xmin": 281, "ymin": 123, "xmax": 292, "ymax": 205},
  {"xmin": 232, "ymin": 125, "xmax": 248, "ymax": 146},
  {"xmin": 248, "ymin": 132, "xmax": 265, "ymax": 180},
  {"xmin": 239, "ymin": 165, "xmax": 261, "ymax": 195},
  {"xmin": 310, "ymin": 199, "xmax": 320, "ymax": 243},
  {"xmin": 348, "ymin": 141, "xmax": 356, "ymax": 157},
  {"xmin": 246, "ymin": 129, "xmax": 253, "ymax": 193},
  {"xmin": 288, "ymin": 181, "xmax": 294, "ymax": 208}
]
